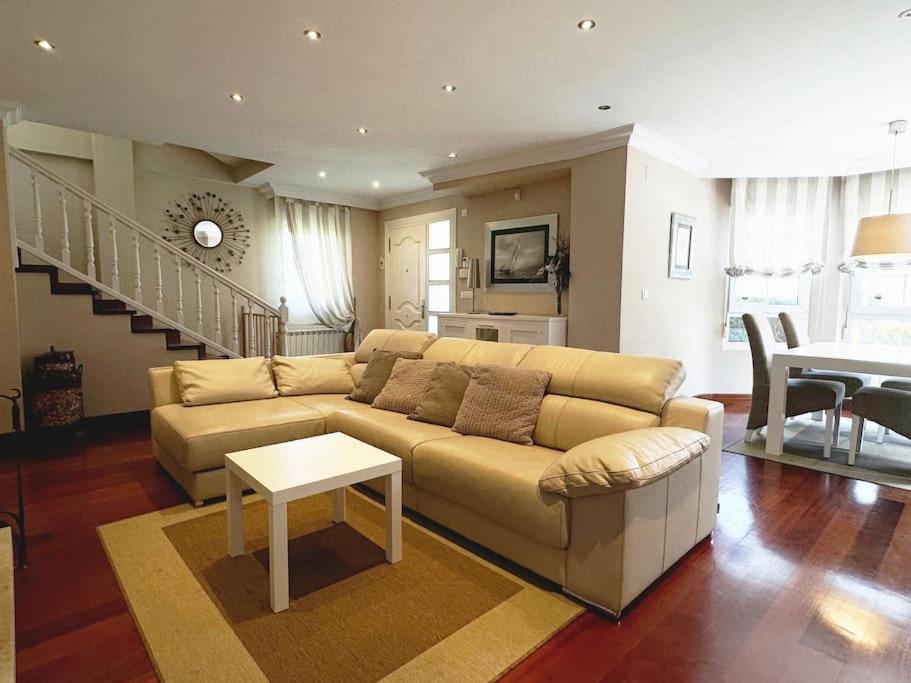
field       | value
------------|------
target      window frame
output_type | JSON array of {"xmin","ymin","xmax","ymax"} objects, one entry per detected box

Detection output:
[
  {"xmin": 845, "ymin": 269, "xmax": 911, "ymax": 347},
  {"xmin": 723, "ymin": 274, "xmax": 811, "ymax": 350}
]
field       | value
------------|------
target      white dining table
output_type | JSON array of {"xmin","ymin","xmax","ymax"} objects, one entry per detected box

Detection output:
[{"xmin": 766, "ymin": 342, "xmax": 911, "ymax": 455}]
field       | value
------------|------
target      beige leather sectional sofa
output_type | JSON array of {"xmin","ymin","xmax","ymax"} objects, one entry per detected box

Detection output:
[{"xmin": 148, "ymin": 329, "xmax": 723, "ymax": 616}]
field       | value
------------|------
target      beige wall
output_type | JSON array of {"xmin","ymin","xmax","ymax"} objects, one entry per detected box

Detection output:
[
  {"xmin": 378, "ymin": 175, "xmax": 571, "ymax": 318},
  {"xmin": 16, "ymin": 271, "xmax": 198, "ymax": 417},
  {"xmin": 0, "ymin": 122, "xmax": 23, "ymax": 434},
  {"xmin": 350, "ymin": 207, "xmax": 383, "ymax": 334},
  {"xmin": 567, "ymin": 148, "xmax": 627, "ymax": 351},
  {"xmin": 620, "ymin": 147, "xmax": 740, "ymax": 395}
]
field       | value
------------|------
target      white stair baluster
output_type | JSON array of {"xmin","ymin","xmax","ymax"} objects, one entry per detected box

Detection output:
[
  {"xmin": 213, "ymin": 282, "xmax": 223, "ymax": 346},
  {"xmin": 82, "ymin": 201, "xmax": 95, "ymax": 277},
  {"xmin": 58, "ymin": 188, "xmax": 71, "ymax": 266},
  {"xmin": 175, "ymin": 256, "xmax": 185, "ymax": 325},
  {"xmin": 153, "ymin": 246, "xmax": 164, "ymax": 314},
  {"xmin": 195, "ymin": 267, "xmax": 204, "ymax": 334},
  {"xmin": 231, "ymin": 290, "xmax": 240, "ymax": 353},
  {"xmin": 30, "ymin": 173, "xmax": 44, "ymax": 251},
  {"xmin": 248, "ymin": 299, "xmax": 257, "ymax": 356},
  {"xmin": 108, "ymin": 216, "xmax": 120, "ymax": 292},
  {"xmin": 264, "ymin": 307, "xmax": 273, "ymax": 358},
  {"xmin": 132, "ymin": 233, "xmax": 142, "ymax": 304}
]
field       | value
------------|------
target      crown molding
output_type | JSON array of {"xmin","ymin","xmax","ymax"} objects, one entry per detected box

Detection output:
[
  {"xmin": 377, "ymin": 186, "xmax": 461, "ymax": 211},
  {"xmin": 0, "ymin": 101, "xmax": 24, "ymax": 128},
  {"xmin": 627, "ymin": 124, "xmax": 708, "ymax": 176},
  {"xmin": 258, "ymin": 182, "xmax": 380, "ymax": 211}
]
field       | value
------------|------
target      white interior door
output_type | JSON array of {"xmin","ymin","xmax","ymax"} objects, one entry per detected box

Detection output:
[{"xmin": 386, "ymin": 223, "xmax": 426, "ymax": 330}]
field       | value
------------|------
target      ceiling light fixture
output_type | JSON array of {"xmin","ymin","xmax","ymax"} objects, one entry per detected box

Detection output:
[
  {"xmin": 372, "ymin": 181, "xmax": 380, "ymax": 189},
  {"xmin": 35, "ymin": 39, "xmax": 55, "ymax": 51},
  {"xmin": 442, "ymin": 84, "xmax": 456, "ymax": 93},
  {"xmin": 598, "ymin": 104, "xmax": 612, "ymax": 111},
  {"xmin": 356, "ymin": 127, "xmax": 368, "ymax": 135},
  {"xmin": 448, "ymin": 152, "xmax": 458, "ymax": 159},
  {"xmin": 318, "ymin": 171, "xmax": 327, "ymax": 178},
  {"xmin": 230, "ymin": 93, "xmax": 244, "ymax": 103},
  {"xmin": 303, "ymin": 29, "xmax": 322, "ymax": 40},
  {"xmin": 898, "ymin": 9, "xmax": 911, "ymax": 18},
  {"xmin": 577, "ymin": 19, "xmax": 596, "ymax": 30}
]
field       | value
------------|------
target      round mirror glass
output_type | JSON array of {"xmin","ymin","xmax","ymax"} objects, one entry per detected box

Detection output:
[{"xmin": 192, "ymin": 219, "xmax": 223, "ymax": 248}]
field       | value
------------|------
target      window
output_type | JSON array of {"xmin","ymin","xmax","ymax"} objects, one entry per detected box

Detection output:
[
  {"xmin": 846, "ymin": 269, "xmax": 911, "ymax": 347},
  {"xmin": 725, "ymin": 275, "xmax": 810, "ymax": 346},
  {"xmin": 426, "ymin": 218, "xmax": 454, "ymax": 334}
]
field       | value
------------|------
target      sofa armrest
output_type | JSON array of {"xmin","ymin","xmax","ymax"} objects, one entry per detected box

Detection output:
[
  {"xmin": 148, "ymin": 367, "xmax": 181, "ymax": 408},
  {"xmin": 539, "ymin": 427, "xmax": 710, "ymax": 498}
]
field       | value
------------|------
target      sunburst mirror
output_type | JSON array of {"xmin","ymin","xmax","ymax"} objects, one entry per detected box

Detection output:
[{"xmin": 162, "ymin": 192, "xmax": 249, "ymax": 273}]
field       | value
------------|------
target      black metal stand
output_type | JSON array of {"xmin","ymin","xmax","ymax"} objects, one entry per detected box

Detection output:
[{"xmin": 0, "ymin": 389, "xmax": 26, "ymax": 569}]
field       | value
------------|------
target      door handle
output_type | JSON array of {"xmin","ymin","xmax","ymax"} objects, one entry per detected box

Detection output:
[{"xmin": 420, "ymin": 300, "xmax": 426, "ymax": 319}]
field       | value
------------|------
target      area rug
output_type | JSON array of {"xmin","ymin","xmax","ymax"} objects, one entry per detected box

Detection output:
[
  {"xmin": 727, "ymin": 416, "xmax": 911, "ymax": 491},
  {"xmin": 99, "ymin": 489, "xmax": 581, "ymax": 682}
]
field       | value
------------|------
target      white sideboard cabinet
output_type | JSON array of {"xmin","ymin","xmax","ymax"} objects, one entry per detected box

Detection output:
[{"xmin": 437, "ymin": 313, "xmax": 567, "ymax": 346}]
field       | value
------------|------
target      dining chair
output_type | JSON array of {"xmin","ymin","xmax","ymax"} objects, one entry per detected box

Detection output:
[
  {"xmin": 848, "ymin": 386, "xmax": 911, "ymax": 465},
  {"xmin": 743, "ymin": 313, "xmax": 845, "ymax": 459},
  {"xmin": 778, "ymin": 312, "xmax": 870, "ymax": 396},
  {"xmin": 875, "ymin": 379, "xmax": 911, "ymax": 443}
]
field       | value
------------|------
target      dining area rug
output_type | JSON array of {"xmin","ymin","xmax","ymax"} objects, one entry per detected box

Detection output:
[
  {"xmin": 98, "ymin": 489, "xmax": 581, "ymax": 682},
  {"xmin": 728, "ymin": 416, "xmax": 911, "ymax": 490}
]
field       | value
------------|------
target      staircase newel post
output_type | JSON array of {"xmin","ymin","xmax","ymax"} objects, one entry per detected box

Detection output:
[
  {"xmin": 247, "ymin": 299, "xmax": 257, "ymax": 356},
  {"xmin": 108, "ymin": 215, "xmax": 119, "ymax": 292},
  {"xmin": 30, "ymin": 173, "xmax": 44, "ymax": 252},
  {"xmin": 174, "ymin": 256, "xmax": 184, "ymax": 325},
  {"xmin": 231, "ymin": 290, "xmax": 240, "ymax": 354},
  {"xmin": 213, "ymin": 282, "xmax": 223, "ymax": 347},
  {"xmin": 82, "ymin": 201, "xmax": 95, "ymax": 279},
  {"xmin": 153, "ymin": 246, "xmax": 164, "ymax": 314},
  {"xmin": 278, "ymin": 296, "xmax": 289, "ymax": 355},
  {"xmin": 58, "ymin": 188, "xmax": 70, "ymax": 266},
  {"xmin": 131, "ymin": 233, "xmax": 142, "ymax": 304}
]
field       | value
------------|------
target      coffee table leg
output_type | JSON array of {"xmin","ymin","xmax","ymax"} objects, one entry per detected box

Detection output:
[
  {"xmin": 385, "ymin": 470, "xmax": 402, "ymax": 564},
  {"xmin": 269, "ymin": 502, "xmax": 289, "ymax": 612},
  {"xmin": 226, "ymin": 468, "xmax": 244, "ymax": 558},
  {"xmin": 333, "ymin": 487, "xmax": 346, "ymax": 523}
]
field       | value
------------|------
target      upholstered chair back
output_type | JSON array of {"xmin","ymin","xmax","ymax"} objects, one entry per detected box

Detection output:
[
  {"xmin": 778, "ymin": 312, "xmax": 809, "ymax": 378},
  {"xmin": 743, "ymin": 313, "xmax": 776, "ymax": 388}
]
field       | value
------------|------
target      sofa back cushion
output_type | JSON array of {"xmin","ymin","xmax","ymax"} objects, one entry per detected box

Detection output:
[
  {"xmin": 353, "ymin": 329, "xmax": 437, "ymax": 363},
  {"xmin": 422, "ymin": 337, "xmax": 533, "ymax": 367},
  {"xmin": 518, "ymin": 346, "xmax": 685, "ymax": 414},
  {"xmin": 533, "ymin": 395, "xmax": 660, "ymax": 451},
  {"xmin": 173, "ymin": 356, "xmax": 278, "ymax": 407},
  {"xmin": 271, "ymin": 355, "xmax": 354, "ymax": 396}
]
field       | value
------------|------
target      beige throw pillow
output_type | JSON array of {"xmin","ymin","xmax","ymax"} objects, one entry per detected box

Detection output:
[
  {"xmin": 347, "ymin": 350, "xmax": 423, "ymax": 404},
  {"xmin": 271, "ymin": 355, "xmax": 354, "ymax": 396},
  {"xmin": 173, "ymin": 356, "xmax": 277, "ymax": 407},
  {"xmin": 453, "ymin": 365, "xmax": 551, "ymax": 445},
  {"xmin": 372, "ymin": 359, "xmax": 439, "ymax": 414},
  {"xmin": 408, "ymin": 363, "xmax": 473, "ymax": 427}
]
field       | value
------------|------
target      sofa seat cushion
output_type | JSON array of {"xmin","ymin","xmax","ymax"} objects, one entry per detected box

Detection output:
[
  {"xmin": 327, "ymin": 407, "xmax": 460, "ymax": 483},
  {"xmin": 412, "ymin": 436, "xmax": 568, "ymax": 549},
  {"xmin": 286, "ymin": 393, "xmax": 373, "ymax": 417},
  {"xmin": 152, "ymin": 398, "xmax": 325, "ymax": 473}
]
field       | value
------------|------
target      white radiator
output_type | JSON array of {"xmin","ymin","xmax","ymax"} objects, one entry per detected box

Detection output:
[{"xmin": 283, "ymin": 325, "xmax": 346, "ymax": 356}]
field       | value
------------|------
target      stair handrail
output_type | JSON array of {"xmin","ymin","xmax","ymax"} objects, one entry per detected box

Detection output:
[{"xmin": 9, "ymin": 147, "xmax": 281, "ymax": 318}]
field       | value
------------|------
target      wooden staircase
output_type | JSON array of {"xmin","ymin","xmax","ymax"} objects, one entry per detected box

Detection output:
[{"xmin": 16, "ymin": 251, "xmax": 213, "ymax": 359}]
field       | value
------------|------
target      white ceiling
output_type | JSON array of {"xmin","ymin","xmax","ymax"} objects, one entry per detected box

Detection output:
[{"xmin": 1, "ymin": 0, "xmax": 910, "ymax": 207}]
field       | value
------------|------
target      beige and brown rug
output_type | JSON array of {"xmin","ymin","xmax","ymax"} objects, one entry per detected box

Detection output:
[
  {"xmin": 728, "ymin": 416, "xmax": 911, "ymax": 491},
  {"xmin": 99, "ymin": 489, "xmax": 581, "ymax": 682}
]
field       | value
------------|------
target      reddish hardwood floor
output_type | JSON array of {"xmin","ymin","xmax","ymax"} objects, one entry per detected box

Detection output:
[{"xmin": 3, "ymin": 403, "xmax": 911, "ymax": 681}]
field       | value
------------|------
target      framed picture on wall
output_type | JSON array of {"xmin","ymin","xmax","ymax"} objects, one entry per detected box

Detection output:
[
  {"xmin": 668, "ymin": 213, "xmax": 695, "ymax": 279},
  {"xmin": 484, "ymin": 214, "xmax": 557, "ymax": 292}
]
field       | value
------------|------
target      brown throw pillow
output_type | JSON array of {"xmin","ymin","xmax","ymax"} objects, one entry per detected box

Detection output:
[
  {"xmin": 408, "ymin": 363, "xmax": 473, "ymax": 427},
  {"xmin": 347, "ymin": 350, "xmax": 422, "ymax": 404},
  {"xmin": 453, "ymin": 365, "xmax": 551, "ymax": 445},
  {"xmin": 372, "ymin": 359, "xmax": 438, "ymax": 414}
]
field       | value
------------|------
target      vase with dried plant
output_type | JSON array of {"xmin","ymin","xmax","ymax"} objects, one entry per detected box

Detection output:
[{"xmin": 537, "ymin": 235, "xmax": 570, "ymax": 315}]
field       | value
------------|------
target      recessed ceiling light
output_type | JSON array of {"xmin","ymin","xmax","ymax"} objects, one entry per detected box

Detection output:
[
  {"xmin": 318, "ymin": 170, "xmax": 327, "ymax": 178},
  {"xmin": 577, "ymin": 19, "xmax": 596, "ymax": 30},
  {"xmin": 598, "ymin": 104, "xmax": 612, "ymax": 111},
  {"xmin": 448, "ymin": 152, "xmax": 458, "ymax": 159},
  {"xmin": 230, "ymin": 93, "xmax": 244, "ymax": 103},
  {"xmin": 35, "ymin": 39, "xmax": 55, "ymax": 51},
  {"xmin": 356, "ymin": 127, "xmax": 368, "ymax": 135},
  {"xmin": 303, "ymin": 29, "xmax": 322, "ymax": 40},
  {"xmin": 372, "ymin": 181, "xmax": 380, "ymax": 189},
  {"xmin": 442, "ymin": 84, "xmax": 456, "ymax": 93},
  {"xmin": 899, "ymin": 8, "xmax": 911, "ymax": 17}
]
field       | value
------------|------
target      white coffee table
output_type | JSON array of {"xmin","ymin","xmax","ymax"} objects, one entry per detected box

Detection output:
[{"xmin": 224, "ymin": 432, "xmax": 403, "ymax": 613}]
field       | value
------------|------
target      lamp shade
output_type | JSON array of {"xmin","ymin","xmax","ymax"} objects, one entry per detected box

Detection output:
[{"xmin": 850, "ymin": 213, "xmax": 911, "ymax": 259}]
